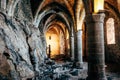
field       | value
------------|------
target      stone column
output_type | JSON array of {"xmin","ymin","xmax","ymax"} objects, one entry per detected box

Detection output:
[
  {"xmin": 70, "ymin": 36, "xmax": 74, "ymax": 61},
  {"xmin": 86, "ymin": 13, "xmax": 107, "ymax": 80},
  {"xmin": 76, "ymin": 30, "xmax": 83, "ymax": 68}
]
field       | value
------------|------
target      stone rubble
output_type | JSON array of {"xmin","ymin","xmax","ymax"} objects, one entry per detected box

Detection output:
[{"xmin": 32, "ymin": 59, "xmax": 88, "ymax": 80}]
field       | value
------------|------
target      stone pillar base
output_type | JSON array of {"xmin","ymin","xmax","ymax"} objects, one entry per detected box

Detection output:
[
  {"xmin": 86, "ymin": 77, "xmax": 107, "ymax": 80},
  {"xmin": 76, "ymin": 62, "xmax": 83, "ymax": 69}
]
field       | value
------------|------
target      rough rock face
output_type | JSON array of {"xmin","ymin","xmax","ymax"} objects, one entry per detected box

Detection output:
[
  {"xmin": 0, "ymin": 0, "xmax": 49, "ymax": 79},
  {"xmin": 0, "ymin": 14, "xmax": 28, "ymax": 79},
  {"xmin": 0, "ymin": 11, "xmax": 47, "ymax": 80},
  {"xmin": 0, "ymin": 13, "xmax": 40, "ymax": 79},
  {"xmin": 0, "ymin": 0, "xmax": 48, "ymax": 79},
  {"xmin": 28, "ymin": 26, "xmax": 47, "ymax": 72}
]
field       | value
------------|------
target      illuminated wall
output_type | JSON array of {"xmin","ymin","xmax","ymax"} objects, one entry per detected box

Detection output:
[
  {"xmin": 46, "ymin": 26, "xmax": 68, "ymax": 59},
  {"xmin": 46, "ymin": 27, "xmax": 60, "ymax": 58},
  {"xmin": 60, "ymin": 30, "xmax": 65, "ymax": 54}
]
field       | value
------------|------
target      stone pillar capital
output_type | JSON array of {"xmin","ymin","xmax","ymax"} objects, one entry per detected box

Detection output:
[
  {"xmin": 77, "ymin": 29, "xmax": 83, "ymax": 31},
  {"xmin": 85, "ymin": 13, "xmax": 105, "ymax": 23},
  {"xmin": 77, "ymin": 30, "xmax": 82, "ymax": 35}
]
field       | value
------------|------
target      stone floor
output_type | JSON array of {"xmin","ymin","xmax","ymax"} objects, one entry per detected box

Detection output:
[
  {"xmin": 35, "ymin": 60, "xmax": 120, "ymax": 80},
  {"xmin": 49, "ymin": 61, "xmax": 120, "ymax": 80},
  {"xmin": 105, "ymin": 63, "xmax": 120, "ymax": 80}
]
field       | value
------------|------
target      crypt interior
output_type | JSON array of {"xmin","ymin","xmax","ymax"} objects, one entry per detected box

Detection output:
[{"xmin": 0, "ymin": 0, "xmax": 120, "ymax": 80}]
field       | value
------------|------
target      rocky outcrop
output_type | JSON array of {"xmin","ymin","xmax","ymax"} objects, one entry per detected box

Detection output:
[
  {"xmin": 0, "ymin": 0, "xmax": 47, "ymax": 80},
  {"xmin": 0, "ymin": 0, "xmax": 48, "ymax": 79},
  {"xmin": 0, "ymin": 12, "xmax": 47, "ymax": 79}
]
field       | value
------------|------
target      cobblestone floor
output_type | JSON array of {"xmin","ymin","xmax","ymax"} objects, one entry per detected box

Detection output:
[{"xmin": 31, "ymin": 59, "xmax": 120, "ymax": 80}]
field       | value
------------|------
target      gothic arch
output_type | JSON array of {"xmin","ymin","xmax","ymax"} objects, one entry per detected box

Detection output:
[{"xmin": 33, "ymin": 2, "xmax": 74, "ymax": 34}]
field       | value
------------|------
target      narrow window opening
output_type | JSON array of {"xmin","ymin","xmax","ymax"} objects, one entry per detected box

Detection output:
[{"xmin": 106, "ymin": 18, "xmax": 115, "ymax": 44}]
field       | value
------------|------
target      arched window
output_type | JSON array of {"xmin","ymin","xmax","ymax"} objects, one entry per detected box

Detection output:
[{"xmin": 106, "ymin": 18, "xmax": 115, "ymax": 44}]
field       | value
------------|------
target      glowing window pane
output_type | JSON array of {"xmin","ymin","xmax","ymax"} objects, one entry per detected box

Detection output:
[{"xmin": 106, "ymin": 18, "xmax": 115, "ymax": 44}]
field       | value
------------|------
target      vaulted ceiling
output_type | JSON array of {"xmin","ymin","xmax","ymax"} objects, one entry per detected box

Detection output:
[
  {"xmin": 30, "ymin": 0, "xmax": 120, "ymax": 16},
  {"xmin": 30, "ymin": 0, "xmax": 120, "ymax": 34}
]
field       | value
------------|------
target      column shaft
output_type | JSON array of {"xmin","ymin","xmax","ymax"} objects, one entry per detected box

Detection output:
[
  {"xmin": 86, "ymin": 13, "xmax": 107, "ymax": 80},
  {"xmin": 70, "ymin": 36, "xmax": 74, "ymax": 61},
  {"xmin": 76, "ymin": 30, "xmax": 83, "ymax": 68}
]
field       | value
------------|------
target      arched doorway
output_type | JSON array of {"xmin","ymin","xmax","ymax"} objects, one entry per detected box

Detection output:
[{"xmin": 45, "ymin": 26, "xmax": 70, "ymax": 60}]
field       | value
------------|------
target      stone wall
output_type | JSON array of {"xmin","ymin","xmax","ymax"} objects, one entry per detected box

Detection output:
[{"xmin": 104, "ymin": 6, "xmax": 120, "ymax": 64}]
